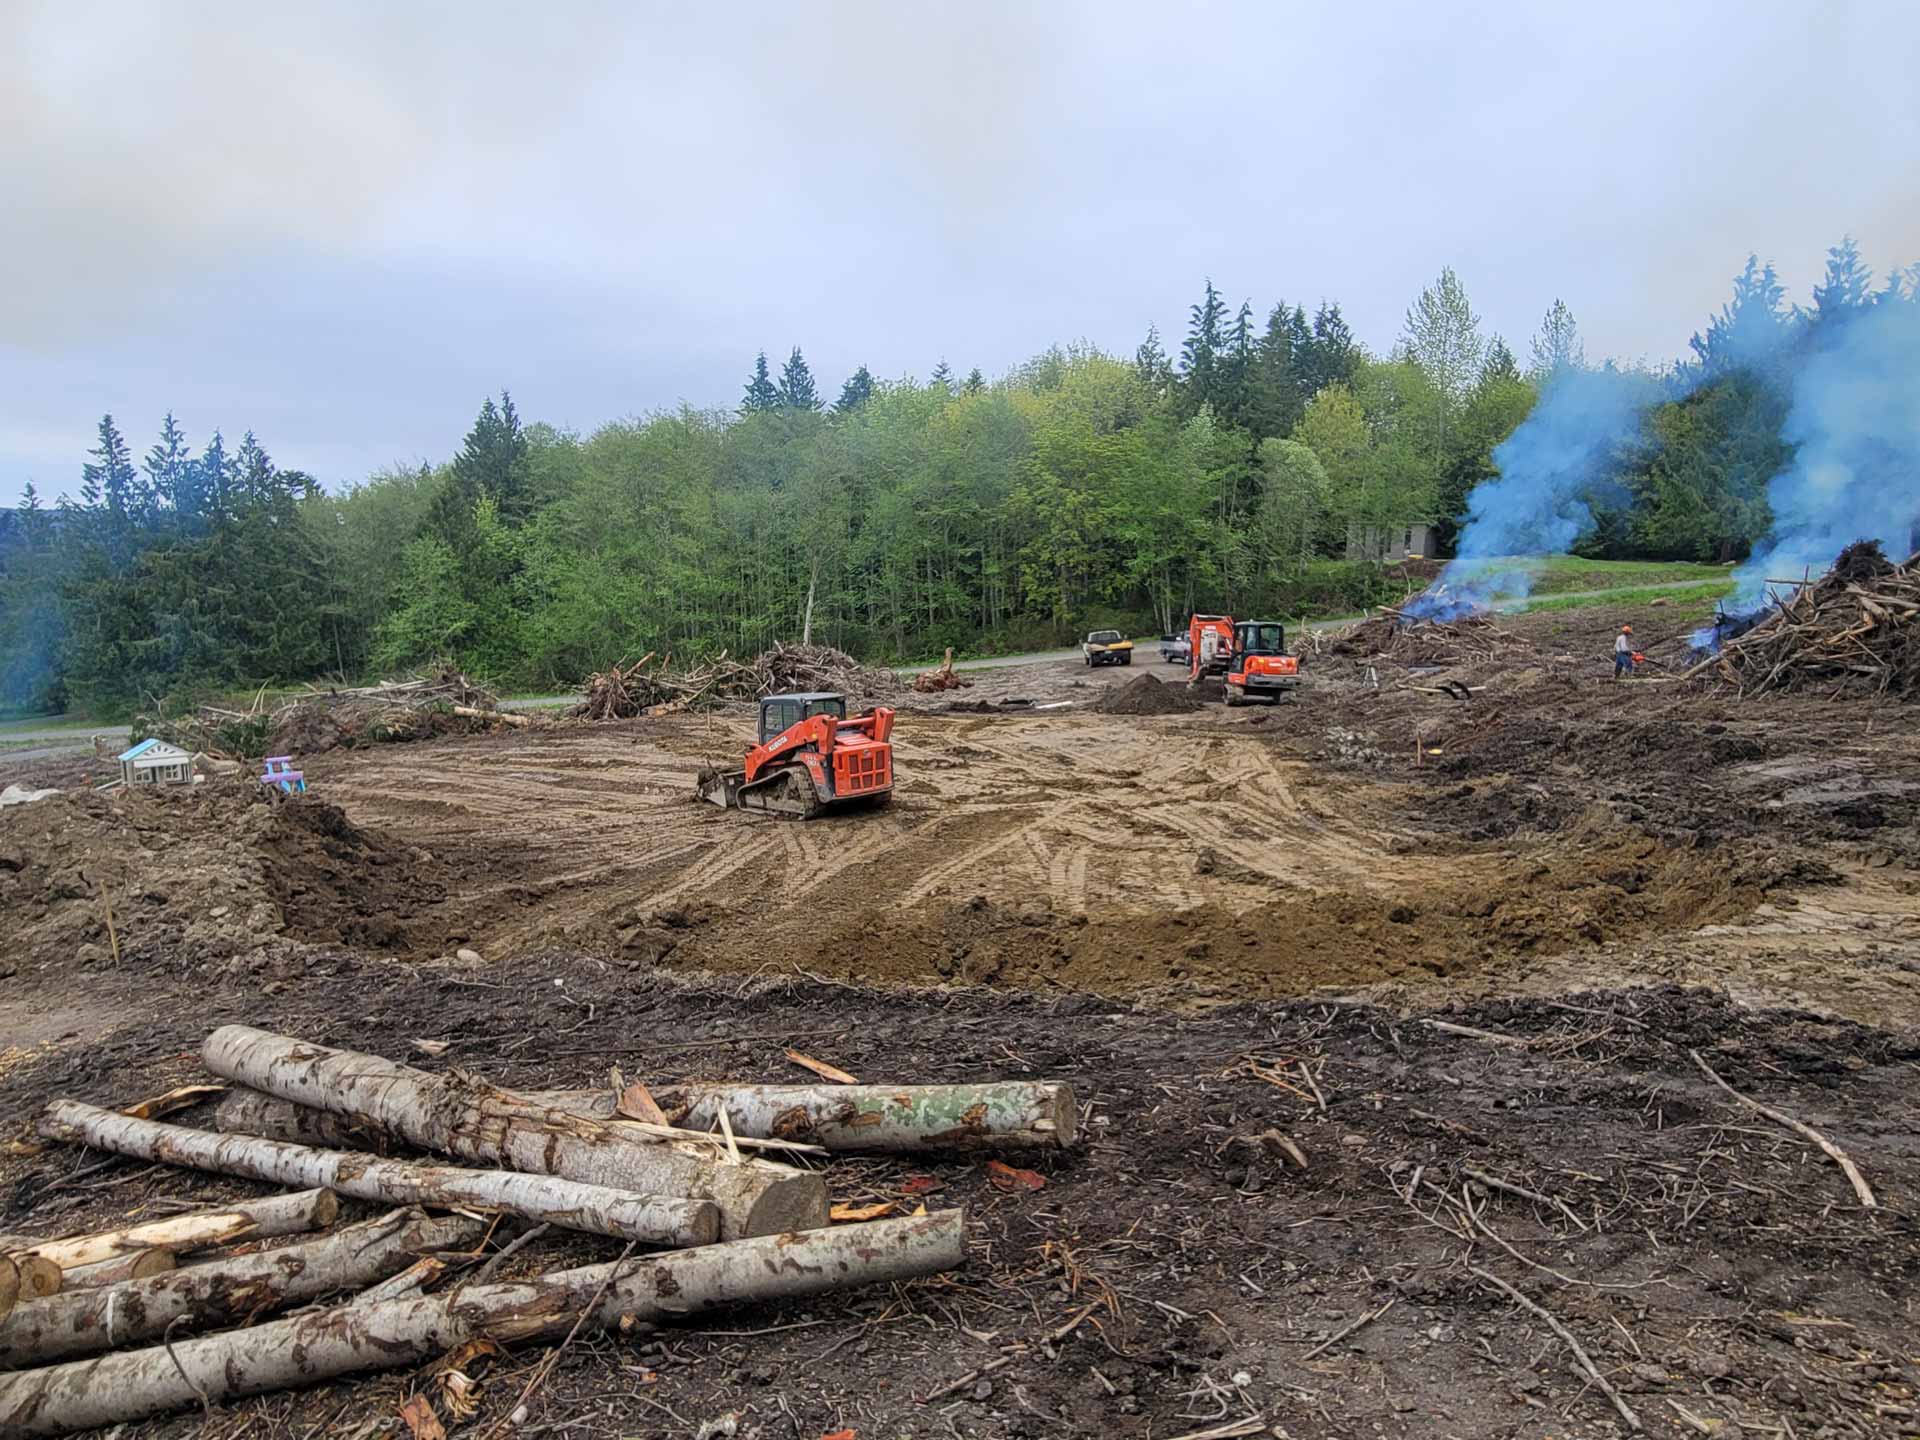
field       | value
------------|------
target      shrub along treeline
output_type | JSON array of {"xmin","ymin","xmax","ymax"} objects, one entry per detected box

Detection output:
[{"xmin": 3, "ymin": 247, "xmax": 1883, "ymax": 715}]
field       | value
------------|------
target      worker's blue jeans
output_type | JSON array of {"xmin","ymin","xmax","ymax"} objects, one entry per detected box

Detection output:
[{"xmin": 1614, "ymin": 654, "xmax": 1632, "ymax": 677}]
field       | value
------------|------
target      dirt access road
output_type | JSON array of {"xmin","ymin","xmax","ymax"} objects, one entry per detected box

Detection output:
[{"xmin": 2, "ymin": 603, "xmax": 1917, "ymax": 1439}]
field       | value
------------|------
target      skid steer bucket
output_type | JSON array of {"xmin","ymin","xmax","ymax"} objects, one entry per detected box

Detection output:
[{"xmin": 696, "ymin": 766, "xmax": 745, "ymax": 808}]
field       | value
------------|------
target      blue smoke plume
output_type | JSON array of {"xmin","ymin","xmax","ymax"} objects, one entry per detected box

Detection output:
[
  {"xmin": 1725, "ymin": 295, "xmax": 1920, "ymax": 610},
  {"xmin": 1406, "ymin": 367, "xmax": 1661, "ymax": 620}
]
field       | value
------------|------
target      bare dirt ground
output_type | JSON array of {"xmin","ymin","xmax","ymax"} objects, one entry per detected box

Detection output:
[{"xmin": 2, "ymin": 604, "xmax": 1918, "ymax": 1439}]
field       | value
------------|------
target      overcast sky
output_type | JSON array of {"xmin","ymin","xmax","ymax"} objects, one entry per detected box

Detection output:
[{"xmin": 3, "ymin": 0, "xmax": 1917, "ymax": 504}]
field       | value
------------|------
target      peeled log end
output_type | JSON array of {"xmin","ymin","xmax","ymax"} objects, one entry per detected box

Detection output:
[
  {"xmin": 1037, "ymin": 1084, "xmax": 1079, "ymax": 1149},
  {"xmin": 740, "ymin": 1172, "xmax": 831, "ymax": 1240},
  {"xmin": 14, "ymin": 1257, "xmax": 61, "ymax": 1301}
]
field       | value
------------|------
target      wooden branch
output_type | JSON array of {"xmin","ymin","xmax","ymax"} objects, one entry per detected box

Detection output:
[
  {"xmin": 0, "ymin": 1212, "xmax": 482, "ymax": 1369},
  {"xmin": 1470, "ymin": 1266, "xmax": 1642, "ymax": 1432},
  {"xmin": 0, "ymin": 1190, "xmax": 337, "ymax": 1271},
  {"xmin": 200, "ymin": 1027, "xmax": 826, "ymax": 1239},
  {"xmin": 38, "ymin": 1101, "xmax": 719, "ymax": 1247},
  {"xmin": 1687, "ymin": 1049, "xmax": 1877, "ymax": 1208},
  {"xmin": 0, "ymin": 1211, "xmax": 967, "ymax": 1436}
]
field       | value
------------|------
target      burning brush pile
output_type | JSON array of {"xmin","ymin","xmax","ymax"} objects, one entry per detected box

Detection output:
[
  {"xmin": 1688, "ymin": 541, "xmax": 1920, "ymax": 697},
  {"xmin": 136, "ymin": 668, "xmax": 524, "ymax": 759},
  {"xmin": 573, "ymin": 643, "xmax": 900, "ymax": 720},
  {"xmin": 1330, "ymin": 603, "xmax": 1524, "ymax": 666}
]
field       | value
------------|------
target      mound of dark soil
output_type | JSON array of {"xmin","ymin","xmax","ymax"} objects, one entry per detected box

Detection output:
[
  {"xmin": 0, "ymin": 782, "xmax": 453, "ymax": 973},
  {"xmin": 1094, "ymin": 672, "xmax": 1199, "ymax": 716}
]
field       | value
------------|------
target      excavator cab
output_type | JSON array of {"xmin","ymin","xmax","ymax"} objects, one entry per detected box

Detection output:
[{"xmin": 698, "ymin": 691, "xmax": 895, "ymax": 818}]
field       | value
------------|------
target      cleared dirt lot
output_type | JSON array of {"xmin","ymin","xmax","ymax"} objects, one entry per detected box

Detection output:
[{"xmin": 2, "ymin": 605, "xmax": 1917, "ymax": 1439}]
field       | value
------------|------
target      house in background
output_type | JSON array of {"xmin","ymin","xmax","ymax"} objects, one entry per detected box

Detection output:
[
  {"xmin": 1347, "ymin": 522, "xmax": 1439, "ymax": 563},
  {"xmin": 117, "ymin": 738, "xmax": 194, "ymax": 785}
]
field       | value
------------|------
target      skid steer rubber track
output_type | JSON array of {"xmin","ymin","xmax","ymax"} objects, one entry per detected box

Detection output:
[{"xmin": 733, "ymin": 764, "xmax": 824, "ymax": 819}]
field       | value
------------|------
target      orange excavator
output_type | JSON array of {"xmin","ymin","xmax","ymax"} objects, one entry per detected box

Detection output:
[
  {"xmin": 696, "ymin": 691, "xmax": 895, "ymax": 819},
  {"xmin": 1187, "ymin": 614, "xmax": 1300, "ymax": 704}
]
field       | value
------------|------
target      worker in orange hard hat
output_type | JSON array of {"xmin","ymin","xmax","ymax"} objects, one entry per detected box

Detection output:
[{"xmin": 1613, "ymin": 623, "xmax": 1635, "ymax": 679}]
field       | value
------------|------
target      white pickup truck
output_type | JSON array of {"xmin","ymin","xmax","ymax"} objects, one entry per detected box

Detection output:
[{"xmin": 1081, "ymin": 630, "xmax": 1134, "ymax": 667}]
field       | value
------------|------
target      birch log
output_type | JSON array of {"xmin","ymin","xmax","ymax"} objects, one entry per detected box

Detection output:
[
  {"xmin": 38, "ymin": 1102, "xmax": 717, "ymax": 1248},
  {"xmin": 200, "ymin": 1027, "xmax": 826, "ymax": 1239},
  {"xmin": 216, "ymin": 1079, "xmax": 1079, "ymax": 1153},
  {"xmin": 59, "ymin": 1249, "xmax": 174, "ymax": 1290},
  {"xmin": 0, "ymin": 1209, "xmax": 966, "ymax": 1437},
  {"xmin": 214, "ymin": 1089, "xmax": 388, "ymax": 1151},
  {"xmin": 0, "ymin": 1211, "xmax": 481, "ymax": 1370},
  {"xmin": 660, "ymin": 1081, "xmax": 1079, "ymax": 1152},
  {"xmin": 0, "ymin": 1189, "xmax": 337, "ymax": 1270}
]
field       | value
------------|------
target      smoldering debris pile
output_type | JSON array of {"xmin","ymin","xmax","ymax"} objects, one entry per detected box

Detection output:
[
  {"xmin": 1330, "ymin": 606, "xmax": 1523, "ymax": 666},
  {"xmin": 137, "ymin": 669, "xmax": 522, "ymax": 759},
  {"xmin": 0, "ymin": 1024, "xmax": 1079, "ymax": 1432},
  {"xmin": 573, "ymin": 644, "xmax": 900, "ymax": 720},
  {"xmin": 1690, "ymin": 542, "xmax": 1920, "ymax": 697}
]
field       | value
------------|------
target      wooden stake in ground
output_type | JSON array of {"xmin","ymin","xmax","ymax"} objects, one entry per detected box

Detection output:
[
  {"xmin": 0, "ymin": 1212, "xmax": 483, "ymax": 1369},
  {"xmin": 0, "ymin": 1210, "xmax": 967, "ymax": 1436},
  {"xmin": 200, "ymin": 1026, "xmax": 826, "ymax": 1239},
  {"xmin": 1688, "ymin": 1048, "xmax": 1878, "ymax": 1208},
  {"xmin": 38, "ymin": 1101, "xmax": 718, "ymax": 1248},
  {"xmin": 0, "ymin": 1189, "xmax": 336, "ymax": 1272}
]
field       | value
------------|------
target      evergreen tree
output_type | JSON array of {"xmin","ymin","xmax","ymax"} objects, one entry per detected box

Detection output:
[
  {"xmin": 1216, "ymin": 301, "xmax": 1256, "ymax": 428},
  {"xmin": 143, "ymin": 412, "xmax": 192, "ymax": 529},
  {"xmin": 1178, "ymin": 279, "xmax": 1230, "ymax": 412},
  {"xmin": 1528, "ymin": 299, "xmax": 1585, "ymax": 380},
  {"xmin": 18, "ymin": 482, "xmax": 49, "ymax": 542},
  {"xmin": 1480, "ymin": 336, "xmax": 1520, "ymax": 385},
  {"xmin": 81, "ymin": 415, "xmax": 136, "ymax": 522},
  {"xmin": 742, "ymin": 352, "xmax": 781, "ymax": 412},
  {"xmin": 778, "ymin": 347, "xmax": 821, "ymax": 410},
  {"xmin": 1298, "ymin": 302, "xmax": 1360, "ymax": 397},
  {"xmin": 235, "ymin": 431, "xmax": 275, "ymax": 510},
  {"xmin": 930, "ymin": 359, "xmax": 954, "ymax": 395},
  {"xmin": 1689, "ymin": 256, "xmax": 1791, "ymax": 379},
  {"xmin": 1811, "ymin": 235, "xmax": 1873, "ymax": 325},
  {"xmin": 195, "ymin": 431, "xmax": 234, "ymax": 524},
  {"xmin": 963, "ymin": 367, "xmax": 986, "ymax": 395},
  {"xmin": 1133, "ymin": 325, "xmax": 1173, "ymax": 394},
  {"xmin": 1243, "ymin": 303, "xmax": 1309, "ymax": 439},
  {"xmin": 834, "ymin": 365, "xmax": 875, "ymax": 413}
]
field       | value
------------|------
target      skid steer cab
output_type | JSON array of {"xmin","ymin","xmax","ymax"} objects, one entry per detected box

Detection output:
[
  {"xmin": 696, "ymin": 692, "xmax": 895, "ymax": 819},
  {"xmin": 1224, "ymin": 621, "xmax": 1300, "ymax": 706}
]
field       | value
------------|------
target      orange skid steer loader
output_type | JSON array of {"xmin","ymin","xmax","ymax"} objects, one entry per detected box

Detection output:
[{"xmin": 696, "ymin": 691, "xmax": 895, "ymax": 819}]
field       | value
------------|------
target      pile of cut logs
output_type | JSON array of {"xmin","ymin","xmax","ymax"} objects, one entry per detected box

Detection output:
[{"xmin": 1, "ymin": 1026, "xmax": 1075, "ymax": 1436}]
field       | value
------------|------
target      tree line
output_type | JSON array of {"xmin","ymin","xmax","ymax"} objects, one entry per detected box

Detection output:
[{"xmin": 2, "ymin": 243, "xmax": 1899, "ymax": 715}]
